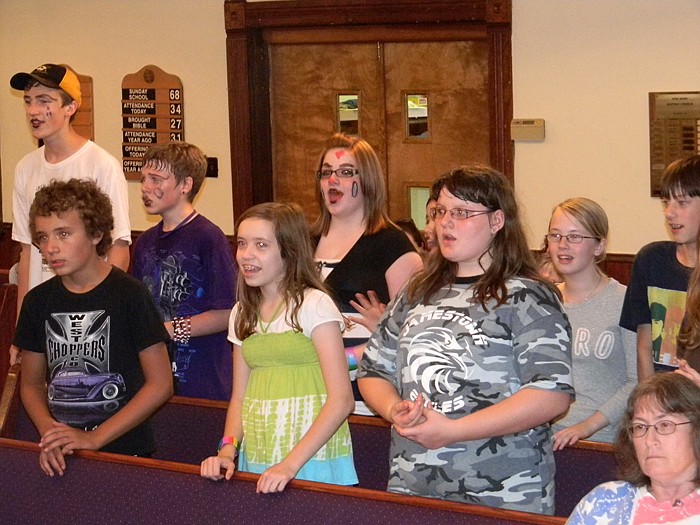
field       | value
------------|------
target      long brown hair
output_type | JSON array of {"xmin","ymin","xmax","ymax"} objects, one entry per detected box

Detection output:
[
  {"xmin": 407, "ymin": 166, "xmax": 554, "ymax": 308},
  {"xmin": 310, "ymin": 133, "xmax": 392, "ymax": 237},
  {"xmin": 678, "ymin": 256, "xmax": 700, "ymax": 354},
  {"xmin": 234, "ymin": 202, "xmax": 329, "ymax": 340}
]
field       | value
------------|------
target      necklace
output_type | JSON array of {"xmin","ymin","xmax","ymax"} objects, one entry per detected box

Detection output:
[
  {"xmin": 258, "ymin": 300, "xmax": 285, "ymax": 334},
  {"xmin": 648, "ymin": 484, "xmax": 697, "ymax": 506},
  {"xmin": 564, "ymin": 274, "xmax": 604, "ymax": 304},
  {"xmin": 159, "ymin": 210, "xmax": 198, "ymax": 238},
  {"xmin": 583, "ymin": 274, "xmax": 603, "ymax": 302}
]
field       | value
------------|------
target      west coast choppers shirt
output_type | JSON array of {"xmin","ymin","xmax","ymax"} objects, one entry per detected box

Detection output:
[
  {"xmin": 358, "ymin": 276, "xmax": 574, "ymax": 515},
  {"xmin": 13, "ymin": 268, "xmax": 170, "ymax": 455}
]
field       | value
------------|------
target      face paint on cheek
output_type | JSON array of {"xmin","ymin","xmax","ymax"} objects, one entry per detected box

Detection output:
[
  {"xmin": 352, "ymin": 181, "xmax": 359, "ymax": 198},
  {"xmin": 154, "ymin": 188, "xmax": 164, "ymax": 199}
]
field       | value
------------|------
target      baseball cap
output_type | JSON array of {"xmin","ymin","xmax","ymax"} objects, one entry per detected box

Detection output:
[{"xmin": 10, "ymin": 64, "xmax": 82, "ymax": 108}]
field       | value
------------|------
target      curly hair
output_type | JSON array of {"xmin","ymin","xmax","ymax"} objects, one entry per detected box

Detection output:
[
  {"xmin": 310, "ymin": 133, "xmax": 392, "ymax": 237},
  {"xmin": 234, "ymin": 202, "xmax": 330, "ymax": 341},
  {"xmin": 406, "ymin": 165, "xmax": 555, "ymax": 308},
  {"xmin": 615, "ymin": 373, "xmax": 700, "ymax": 487},
  {"xmin": 29, "ymin": 178, "xmax": 114, "ymax": 257},
  {"xmin": 142, "ymin": 142, "xmax": 207, "ymax": 202}
]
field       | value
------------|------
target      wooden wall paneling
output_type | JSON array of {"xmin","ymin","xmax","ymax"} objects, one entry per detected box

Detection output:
[
  {"xmin": 249, "ymin": 29, "xmax": 274, "ymax": 209},
  {"xmin": 486, "ymin": 8, "xmax": 513, "ymax": 178},
  {"xmin": 0, "ymin": 287, "xmax": 17, "ymax": 395},
  {"xmin": 225, "ymin": 2, "xmax": 256, "ymax": 220},
  {"xmin": 600, "ymin": 253, "xmax": 634, "ymax": 287},
  {"xmin": 224, "ymin": 0, "xmax": 514, "ymax": 217}
]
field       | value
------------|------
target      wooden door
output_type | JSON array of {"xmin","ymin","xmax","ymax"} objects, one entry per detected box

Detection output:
[
  {"xmin": 270, "ymin": 40, "xmax": 491, "ymax": 222},
  {"xmin": 384, "ymin": 41, "xmax": 490, "ymax": 219},
  {"xmin": 270, "ymin": 43, "xmax": 386, "ymax": 223}
]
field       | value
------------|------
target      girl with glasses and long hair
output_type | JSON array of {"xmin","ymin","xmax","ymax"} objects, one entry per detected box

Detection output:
[
  {"xmin": 357, "ymin": 165, "xmax": 574, "ymax": 515},
  {"xmin": 312, "ymin": 133, "xmax": 423, "ymax": 415}
]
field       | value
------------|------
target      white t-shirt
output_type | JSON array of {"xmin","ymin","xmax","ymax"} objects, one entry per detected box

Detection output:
[
  {"xmin": 12, "ymin": 140, "xmax": 131, "ymax": 290},
  {"xmin": 228, "ymin": 288, "xmax": 344, "ymax": 345}
]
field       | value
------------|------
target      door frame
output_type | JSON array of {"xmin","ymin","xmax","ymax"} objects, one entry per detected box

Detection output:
[{"xmin": 224, "ymin": 0, "xmax": 513, "ymax": 218}]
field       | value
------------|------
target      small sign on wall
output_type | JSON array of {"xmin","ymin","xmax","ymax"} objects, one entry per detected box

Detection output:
[
  {"xmin": 649, "ymin": 92, "xmax": 700, "ymax": 196},
  {"xmin": 121, "ymin": 65, "xmax": 184, "ymax": 180}
]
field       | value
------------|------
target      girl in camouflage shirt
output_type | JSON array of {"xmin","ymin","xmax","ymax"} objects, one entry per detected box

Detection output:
[{"xmin": 358, "ymin": 166, "xmax": 574, "ymax": 515}]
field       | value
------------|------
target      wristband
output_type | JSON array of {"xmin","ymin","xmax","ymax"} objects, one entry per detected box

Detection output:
[
  {"xmin": 172, "ymin": 316, "xmax": 192, "ymax": 345},
  {"xmin": 345, "ymin": 346, "xmax": 358, "ymax": 371},
  {"xmin": 217, "ymin": 436, "xmax": 240, "ymax": 455}
]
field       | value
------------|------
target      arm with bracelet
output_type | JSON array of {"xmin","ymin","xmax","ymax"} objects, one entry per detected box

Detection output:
[
  {"xmin": 200, "ymin": 344, "xmax": 248, "ymax": 480},
  {"xmin": 168, "ymin": 309, "xmax": 232, "ymax": 344}
]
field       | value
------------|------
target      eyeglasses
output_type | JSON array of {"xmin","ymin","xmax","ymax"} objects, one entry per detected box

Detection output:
[
  {"xmin": 628, "ymin": 420, "xmax": 691, "ymax": 438},
  {"xmin": 430, "ymin": 206, "xmax": 492, "ymax": 221},
  {"xmin": 545, "ymin": 233, "xmax": 598, "ymax": 244},
  {"xmin": 316, "ymin": 168, "xmax": 359, "ymax": 179}
]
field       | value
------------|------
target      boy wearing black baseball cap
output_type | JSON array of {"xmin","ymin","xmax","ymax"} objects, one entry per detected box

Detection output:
[
  {"xmin": 8, "ymin": 63, "xmax": 132, "ymax": 366},
  {"xmin": 10, "ymin": 63, "xmax": 83, "ymax": 109}
]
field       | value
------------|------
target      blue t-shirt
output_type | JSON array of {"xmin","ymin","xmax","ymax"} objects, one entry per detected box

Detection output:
[{"xmin": 619, "ymin": 241, "xmax": 692, "ymax": 369}]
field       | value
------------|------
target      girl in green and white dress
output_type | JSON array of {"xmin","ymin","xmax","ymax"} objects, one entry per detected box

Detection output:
[{"xmin": 200, "ymin": 202, "xmax": 357, "ymax": 492}]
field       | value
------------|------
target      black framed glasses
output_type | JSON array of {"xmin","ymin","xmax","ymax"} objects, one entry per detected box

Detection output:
[
  {"xmin": 429, "ymin": 206, "xmax": 492, "ymax": 221},
  {"xmin": 545, "ymin": 233, "xmax": 598, "ymax": 244},
  {"xmin": 316, "ymin": 168, "xmax": 359, "ymax": 179},
  {"xmin": 628, "ymin": 420, "xmax": 691, "ymax": 438}
]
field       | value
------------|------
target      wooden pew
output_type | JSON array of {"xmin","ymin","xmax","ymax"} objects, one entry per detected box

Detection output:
[
  {"xmin": 5, "ymin": 394, "xmax": 395, "ymax": 491},
  {"xmin": 148, "ymin": 398, "xmax": 617, "ymax": 517},
  {"xmin": 0, "ymin": 283, "xmax": 17, "ymax": 393},
  {"xmin": 0, "ymin": 438, "xmax": 564, "ymax": 525},
  {"xmin": 553, "ymin": 440, "xmax": 616, "ymax": 516},
  {"xmin": 2, "ymin": 378, "xmax": 616, "ymax": 518},
  {"xmin": 0, "ymin": 364, "xmax": 20, "ymax": 438}
]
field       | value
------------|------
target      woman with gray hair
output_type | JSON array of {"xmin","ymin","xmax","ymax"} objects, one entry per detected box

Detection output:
[{"xmin": 567, "ymin": 373, "xmax": 700, "ymax": 524}]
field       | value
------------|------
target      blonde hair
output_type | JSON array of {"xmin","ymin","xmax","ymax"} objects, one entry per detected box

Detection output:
[{"xmin": 551, "ymin": 197, "xmax": 608, "ymax": 264}]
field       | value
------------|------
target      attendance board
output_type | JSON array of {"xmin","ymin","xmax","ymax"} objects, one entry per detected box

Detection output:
[{"xmin": 121, "ymin": 65, "xmax": 184, "ymax": 180}]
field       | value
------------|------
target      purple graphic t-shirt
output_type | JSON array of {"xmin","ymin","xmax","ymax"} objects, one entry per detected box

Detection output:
[{"xmin": 132, "ymin": 214, "xmax": 236, "ymax": 400}]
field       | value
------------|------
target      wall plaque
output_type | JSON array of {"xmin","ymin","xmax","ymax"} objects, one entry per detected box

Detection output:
[
  {"xmin": 121, "ymin": 65, "xmax": 184, "ymax": 180},
  {"xmin": 66, "ymin": 65, "xmax": 95, "ymax": 141},
  {"xmin": 649, "ymin": 92, "xmax": 700, "ymax": 196}
]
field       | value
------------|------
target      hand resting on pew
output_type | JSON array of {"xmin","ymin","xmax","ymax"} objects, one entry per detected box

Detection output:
[{"xmin": 201, "ymin": 454, "xmax": 237, "ymax": 482}]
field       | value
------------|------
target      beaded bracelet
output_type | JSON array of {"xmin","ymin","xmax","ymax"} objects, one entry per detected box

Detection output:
[
  {"xmin": 172, "ymin": 316, "xmax": 192, "ymax": 345},
  {"xmin": 217, "ymin": 436, "xmax": 240, "ymax": 457}
]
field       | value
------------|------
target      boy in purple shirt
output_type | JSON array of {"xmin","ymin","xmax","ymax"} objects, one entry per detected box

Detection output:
[{"xmin": 132, "ymin": 142, "xmax": 236, "ymax": 400}]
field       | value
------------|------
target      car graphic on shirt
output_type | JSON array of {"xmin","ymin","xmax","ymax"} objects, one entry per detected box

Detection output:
[{"xmin": 47, "ymin": 370, "xmax": 126, "ymax": 428}]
